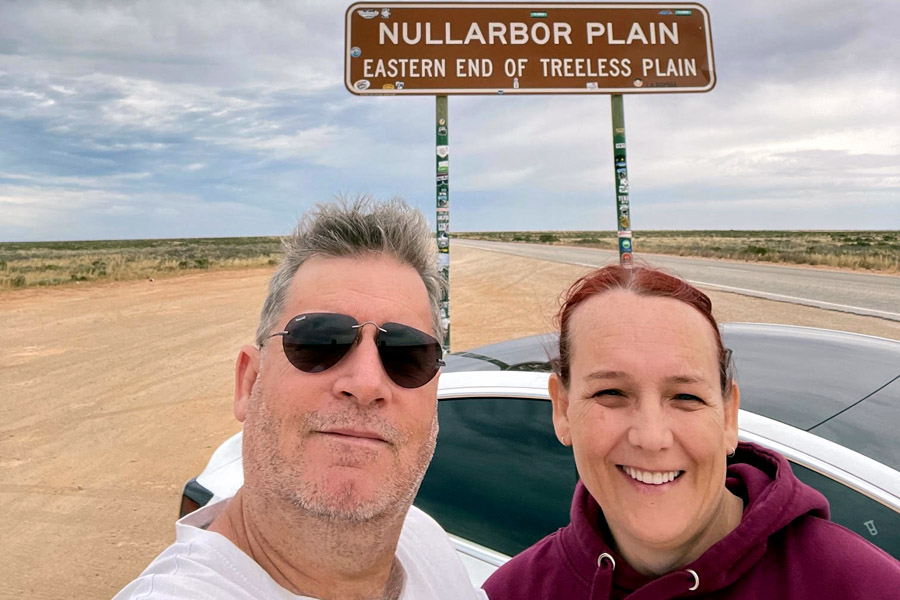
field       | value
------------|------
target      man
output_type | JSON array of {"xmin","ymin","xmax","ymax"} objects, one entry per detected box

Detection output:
[{"xmin": 114, "ymin": 198, "xmax": 482, "ymax": 600}]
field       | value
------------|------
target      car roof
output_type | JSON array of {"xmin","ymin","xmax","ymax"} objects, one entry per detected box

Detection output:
[
  {"xmin": 443, "ymin": 333, "xmax": 557, "ymax": 372},
  {"xmin": 442, "ymin": 323, "xmax": 900, "ymax": 470}
]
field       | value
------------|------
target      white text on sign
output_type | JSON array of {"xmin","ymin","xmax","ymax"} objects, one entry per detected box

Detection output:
[
  {"xmin": 379, "ymin": 21, "xmax": 679, "ymax": 46},
  {"xmin": 364, "ymin": 57, "xmax": 697, "ymax": 79}
]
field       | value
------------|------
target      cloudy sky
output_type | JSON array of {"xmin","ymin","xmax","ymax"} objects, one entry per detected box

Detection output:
[{"xmin": 1, "ymin": 0, "xmax": 898, "ymax": 241}]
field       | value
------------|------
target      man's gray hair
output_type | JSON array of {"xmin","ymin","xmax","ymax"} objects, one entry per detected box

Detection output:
[{"xmin": 256, "ymin": 196, "xmax": 446, "ymax": 346}]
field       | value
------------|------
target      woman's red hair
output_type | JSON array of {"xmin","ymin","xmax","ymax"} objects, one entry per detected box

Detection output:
[{"xmin": 554, "ymin": 264, "xmax": 732, "ymax": 392}]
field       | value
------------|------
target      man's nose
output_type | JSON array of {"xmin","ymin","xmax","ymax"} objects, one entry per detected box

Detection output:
[
  {"xmin": 626, "ymin": 401, "xmax": 673, "ymax": 452},
  {"xmin": 333, "ymin": 325, "xmax": 392, "ymax": 404}
]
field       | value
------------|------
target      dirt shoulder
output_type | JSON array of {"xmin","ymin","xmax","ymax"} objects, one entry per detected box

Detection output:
[{"xmin": 1, "ymin": 246, "xmax": 898, "ymax": 600}]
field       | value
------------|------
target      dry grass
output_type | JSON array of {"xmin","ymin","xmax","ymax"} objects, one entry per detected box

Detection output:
[
  {"xmin": 0, "ymin": 237, "xmax": 281, "ymax": 290},
  {"xmin": 459, "ymin": 230, "xmax": 900, "ymax": 274},
  {"xmin": 3, "ymin": 231, "xmax": 897, "ymax": 292}
]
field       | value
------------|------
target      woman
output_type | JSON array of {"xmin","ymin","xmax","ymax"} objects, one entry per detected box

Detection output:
[{"xmin": 483, "ymin": 265, "xmax": 900, "ymax": 599}]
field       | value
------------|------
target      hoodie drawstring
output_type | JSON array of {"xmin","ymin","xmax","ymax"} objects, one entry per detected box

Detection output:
[
  {"xmin": 588, "ymin": 558, "xmax": 701, "ymax": 599},
  {"xmin": 589, "ymin": 553, "xmax": 616, "ymax": 599},
  {"xmin": 686, "ymin": 569, "xmax": 700, "ymax": 592}
]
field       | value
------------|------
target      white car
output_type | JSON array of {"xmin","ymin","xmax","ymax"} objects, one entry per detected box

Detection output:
[{"xmin": 180, "ymin": 324, "xmax": 900, "ymax": 584}]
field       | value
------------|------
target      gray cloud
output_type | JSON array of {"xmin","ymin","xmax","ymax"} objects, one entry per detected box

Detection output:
[{"xmin": 0, "ymin": 0, "xmax": 898, "ymax": 240}]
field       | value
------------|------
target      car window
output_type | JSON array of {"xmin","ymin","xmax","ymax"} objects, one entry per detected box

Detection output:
[
  {"xmin": 725, "ymin": 325, "xmax": 900, "ymax": 431},
  {"xmin": 809, "ymin": 379, "xmax": 900, "ymax": 470},
  {"xmin": 414, "ymin": 397, "xmax": 576, "ymax": 556},
  {"xmin": 790, "ymin": 463, "xmax": 899, "ymax": 560}
]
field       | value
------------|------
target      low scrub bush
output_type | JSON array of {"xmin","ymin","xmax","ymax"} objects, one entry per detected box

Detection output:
[
  {"xmin": 5, "ymin": 274, "xmax": 26, "ymax": 288},
  {"xmin": 0, "ymin": 236, "xmax": 282, "ymax": 291}
]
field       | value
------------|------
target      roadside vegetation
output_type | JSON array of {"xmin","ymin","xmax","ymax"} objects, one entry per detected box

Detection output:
[
  {"xmin": 2, "ymin": 231, "xmax": 897, "ymax": 291},
  {"xmin": 0, "ymin": 237, "xmax": 281, "ymax": 291},
  {"xmin": 457, "ymin": 230, "xmax": 900, "ymax": 274}
]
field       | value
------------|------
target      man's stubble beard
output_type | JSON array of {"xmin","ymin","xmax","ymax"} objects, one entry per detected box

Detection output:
[{"xmin": 242, "ymin": 383, "xmax": 439, "ymax": 524}]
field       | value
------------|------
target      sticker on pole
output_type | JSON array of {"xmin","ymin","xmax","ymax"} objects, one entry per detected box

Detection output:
[{"xmin": 345, "ymin": 2, "xmax": 715, "ymax": 95}]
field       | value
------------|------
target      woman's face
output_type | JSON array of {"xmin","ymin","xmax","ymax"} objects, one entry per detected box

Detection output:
[{"xmin": 550, "ymin": 289, "xmax": 739, "ymax": 558}]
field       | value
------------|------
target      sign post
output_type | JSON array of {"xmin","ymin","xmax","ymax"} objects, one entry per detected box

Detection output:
[
  {"xmin": 611, "ymin": 94, "xmax": 633, "ymax": 267},
  {"xmin": 435, "ymin": 95, "xmax": 451, "ymax": 351}
]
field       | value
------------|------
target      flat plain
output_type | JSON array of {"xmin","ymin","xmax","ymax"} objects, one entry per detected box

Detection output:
[
  {"xmin": 461, "ymin": 230, "xmax": 900, "ymax": 273},
  {"xmin": 1, "ymin": 245, "xmax": 899, "ymax": 600},
  {"xmin": 2, "ymin": 230, "xmax": 898, "ymax": 292},
  {"xmin": 0, "ymin": 237, "xmax": 281, "ymax": 290}
]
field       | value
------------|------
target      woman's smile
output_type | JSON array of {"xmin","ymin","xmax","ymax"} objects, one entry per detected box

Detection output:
[{"xmin": 619, "ymin": 465, "xmax": 684, "ymax": 486}]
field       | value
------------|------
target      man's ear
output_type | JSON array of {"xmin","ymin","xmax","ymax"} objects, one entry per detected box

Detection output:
[
  {"xmin": 549, "ymin": 374, "xmax": 572, "ymax": 447},
  {"xmin": 234, "ymin": 344, "xmax": 260, "ymax": 423}
]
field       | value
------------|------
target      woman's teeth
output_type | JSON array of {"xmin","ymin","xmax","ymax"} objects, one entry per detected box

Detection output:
[{"xmin": 622, "ymin": 466, "xmax": 682, "ymax": 485}]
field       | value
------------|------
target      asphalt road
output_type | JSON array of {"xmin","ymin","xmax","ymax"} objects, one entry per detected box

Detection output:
[{"xmin": 454, "ymin": 239, "xmax": 900, "ymax": 322}]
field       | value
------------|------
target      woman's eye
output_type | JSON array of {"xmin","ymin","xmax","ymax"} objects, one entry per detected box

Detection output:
[
  {"xmin": 591, "ymin": 389, "xmax": 628, "ymax": 405},
  {"xmin": 674, "ymin": 393, "xmax": 704, "ymax": 403},
  {"xmin": 590, "ymin": 389, "xmax": 627, "ymax": 407}
]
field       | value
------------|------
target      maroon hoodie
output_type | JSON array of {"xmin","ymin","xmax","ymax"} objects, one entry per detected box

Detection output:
[{"xmin": 483, "ymin": 442, "xmax": 900, "ymax": 599}]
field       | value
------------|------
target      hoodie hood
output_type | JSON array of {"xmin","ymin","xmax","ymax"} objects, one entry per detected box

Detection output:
[{"xmin": 559, "ymin": 441, "xmax": 830, "ymax": 599}]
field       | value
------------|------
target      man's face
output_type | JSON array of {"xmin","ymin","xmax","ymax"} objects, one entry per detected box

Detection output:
[{"xmin": 239, "ymin": 254, "xmax": 439, "ymax": 521}]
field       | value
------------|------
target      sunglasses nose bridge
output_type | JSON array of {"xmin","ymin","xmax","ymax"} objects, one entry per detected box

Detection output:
[
  {"xmin": 338, "ymin": 321, "xmax": 396, "ymax": 400},
  {"xmin": 350, "ymin": 321, "xmax": 388, "ymax": 342}
]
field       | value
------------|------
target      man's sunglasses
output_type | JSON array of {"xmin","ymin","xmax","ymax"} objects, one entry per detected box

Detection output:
[{"xmin": 267, "ymin": 312, "xmax": 445, "ymax": 389}]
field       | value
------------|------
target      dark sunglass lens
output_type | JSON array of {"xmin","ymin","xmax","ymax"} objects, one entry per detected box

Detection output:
[
  {"xmin": 282, "ymin": 313, "xmax": 357, "ymax": 373},
  {"xmin": 378, "ymin": 323, "xmax": 442, "ymax": 388}
]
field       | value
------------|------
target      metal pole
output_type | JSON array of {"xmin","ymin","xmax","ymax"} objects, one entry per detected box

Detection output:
[
  {"xmin": 610, "ymin": 94, "xmax": 633, "ymax": 267},
  {"xmin": 435, "ymin": 95, "xmax": 451, "ymax": 352}
]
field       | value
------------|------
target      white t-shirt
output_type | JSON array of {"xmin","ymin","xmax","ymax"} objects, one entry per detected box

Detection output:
[{"xmin": 113, "ymin": 500, "xmax": 486, "ymax": 600}]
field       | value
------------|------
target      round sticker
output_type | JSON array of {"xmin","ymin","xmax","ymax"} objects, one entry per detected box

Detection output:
[
  {"xmin": 350, "ymin": 47, "xmax": 361, "ymax": 58},
  {"xmin": 354, "ymin": 79, "xmax": 370, "ymax": 91}
]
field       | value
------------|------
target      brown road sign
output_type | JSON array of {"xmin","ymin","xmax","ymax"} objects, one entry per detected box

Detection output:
[{"xmin": 345, "ymin": 3, "xmax": 715, "ymax": 95}]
